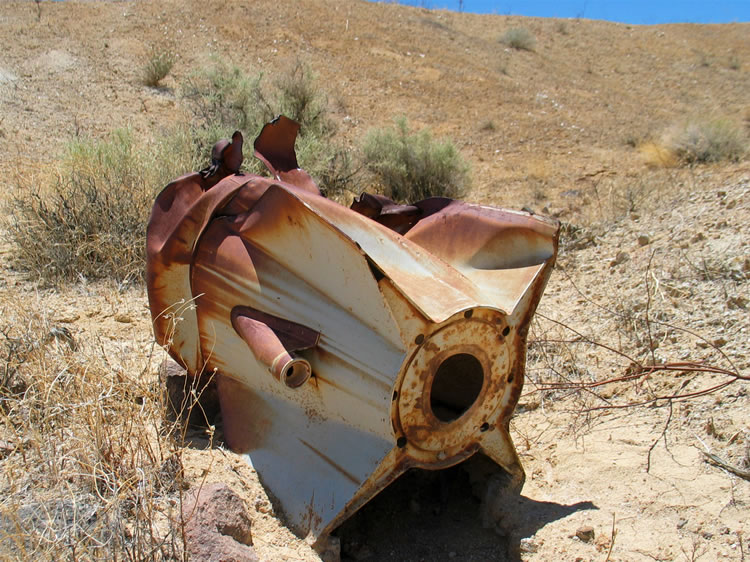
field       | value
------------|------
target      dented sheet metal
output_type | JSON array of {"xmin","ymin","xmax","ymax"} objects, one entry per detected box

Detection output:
[{"xmin": 146, "ymin": 116, "xmax": 560, "ymax": 543}]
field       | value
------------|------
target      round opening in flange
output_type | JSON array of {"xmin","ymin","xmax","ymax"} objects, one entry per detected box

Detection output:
[{"xmin": 429, "ymin": 353, "xmax": 484, "ymax": 422}]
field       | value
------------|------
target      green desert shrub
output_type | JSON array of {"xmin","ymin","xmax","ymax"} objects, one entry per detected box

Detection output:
[
  {"xmin": 182, "ymin": 60, "xmax": 268, "ymax": 134},
  {"xmin": 182, "ymin": 60, "xmax": 353, "ymax": 196},
  {"xmin": 7, "ymin": 129, "xmax": 198, "ymax": 285},
  {"xmin": 669, "ymin": 118, "xmax": 746, "ymax": 164},
  {"xmin": 7, "ymin": 64, "xmax": 357, "ymax": 286},
  {"xmin": 500, "ymin": 27, "xmax": 536, "ymax": 51},
  {"xmin": 362, "ymin": 117, "xmax": 469, "ymax": 202}
]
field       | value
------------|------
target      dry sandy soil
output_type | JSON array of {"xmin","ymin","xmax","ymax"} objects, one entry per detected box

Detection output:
[{"xmin": 0, "ymin": 1, "xmax": 749, "ymax": 560}]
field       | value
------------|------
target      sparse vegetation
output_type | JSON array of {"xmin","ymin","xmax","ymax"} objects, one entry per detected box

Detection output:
[
  {"xmin": 183, "ymin": 60, "xmax": 354, "ymax": 198},
  {"xmin": 500, "ymin": 27, "xmax": 536, "ymax": 51},
  {"xmin": 635, "ymin": 118, "xmax": 747, "ymax": 168},
  {"xmin": 6, "ymin": 62, "xmax": 358, "ymax": 287},
  {"xmin": 479, "ymin": 119, "xmax": 497, "ymax": 132},
  {"xmin": 7, "ymin": 129, "xmax": 199, "ymax": 285},
  {"xmin": 362, "ymin": 117, "xmax": 469, "ymax": 202},
  {"xmin": 0, "ymin": 297, "xmax": 188, "ymax": 558},
  {"xmin": 142, "ymin": 47, "xmax": 175, "ymax": 88},
  {"xmin": 669, "ymin": 118, "xmax": 747, "ymax": 164},
  {"xmin": 638, "ymin": 141, "xmax": 678, "ymax": 168}
]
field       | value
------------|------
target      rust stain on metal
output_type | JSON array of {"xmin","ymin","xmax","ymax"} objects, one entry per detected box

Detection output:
[
  {"xmin": 299, "ymin": 438, "xmax": 362, "ymax": 486},
  {"xmin": 146, "ymin": 116, "xmax": 560, "ymax": 546}
]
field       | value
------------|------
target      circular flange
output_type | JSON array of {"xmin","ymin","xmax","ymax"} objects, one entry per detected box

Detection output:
[{"xmin": 395, "ymin": 308, "xmax": 513, "ymax": 459}]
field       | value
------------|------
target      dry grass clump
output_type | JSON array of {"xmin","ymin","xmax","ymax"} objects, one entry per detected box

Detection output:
[
  {"xmin": 641, "ymin": 118, "xmax": 747, "ymax": 167},
  {"xmin": 0, "ymin": 296, "xmax": 188, "ymax": 559},
  {"xmin": 362, "ymin": 117, "xmax": 469, "ymax": 203},
  {"xmin": 7, "ymin": 62, "xmax": 356, "ymax": 287},
  {"xmin": 6, "ymin": 129, "xmax": 199, "ymax": 286},
  {"xmin": 669, "ymin": 118, "xmax": 746, "ymax": 164},
  {"xmin": 500, "ymin": 27, "xmax": 537, "ymax": 52},
  {"xmin": 637, "ymin": 141, "xmax": 679, "ymax": 168},
  {"xmin": 142, "ymin": 47, "xmax": 176, "ymax": 88}
]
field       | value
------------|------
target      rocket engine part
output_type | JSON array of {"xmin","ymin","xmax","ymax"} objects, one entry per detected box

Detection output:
[{"xmin": 146, "ymin": 116, "xmax": 559, "ymax": 543}]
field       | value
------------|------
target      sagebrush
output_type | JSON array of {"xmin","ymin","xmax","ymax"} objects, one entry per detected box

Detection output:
[
  {"xmin": 500, "ymin": 27, "xmax": 536, "ymax": 51},
  {"xmin": 6, "ymin": 129, "xmax": 199, "ymax": 285},
  {"xmin": 362, "ymin": 117, "xmax": 469, "ymax": 202},
  {"xmin": 669, "ymin": 118, "xmax": 746, "ymax": 164},
  {"xmin": 182, "ymin": 60, "xmax": 354, "ymax": 198},
  {"xmin": 7, "ymin": 63, "xmax": 355, "ymax": 286}
]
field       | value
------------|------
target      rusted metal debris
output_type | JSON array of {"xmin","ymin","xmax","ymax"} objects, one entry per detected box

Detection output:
[{"xmin": 146, "ymin": 116, "xmax": 560, "ymax": 545}]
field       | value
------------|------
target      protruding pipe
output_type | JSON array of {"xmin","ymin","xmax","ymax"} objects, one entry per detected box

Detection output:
[{"xmin": 232, "ymin": 313, "xmax": 312, "ymax": 388}]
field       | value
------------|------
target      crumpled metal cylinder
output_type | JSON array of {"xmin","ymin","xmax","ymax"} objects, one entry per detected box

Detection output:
[{"xmin": 146, "ymin": 116, "xmax": 560, "ymax": 546}]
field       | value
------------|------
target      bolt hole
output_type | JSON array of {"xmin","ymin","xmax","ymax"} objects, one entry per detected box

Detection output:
[
  {"xmin": 464, "ymin": 309, "xmax": 473, "ymax": 319},
  {"xmin": 392, "ymin": 391, "xmax": 398, "ymax": 401},
  {"xmin": 502, "ymin": 326, "xmax": 510, "ymax": 337},
  {"xmin": 396, "ymin": 436, "xmax": 407, "ymax": 448},
  {"xmin": 507, "ymin": 373, "xmax": 514, "ymax": 383},
  {"xmin": 480, "ymin": 422, "xmax": 490, "ymax": 432},
  {"xmin": 415, "ymin": 334, "xmax": 425, "ymax": 345}
]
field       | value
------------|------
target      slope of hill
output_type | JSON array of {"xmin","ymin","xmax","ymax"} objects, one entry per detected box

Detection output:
[{"xmin": 0, "ymin": 1, "xmax": 748, "ymax": 560}]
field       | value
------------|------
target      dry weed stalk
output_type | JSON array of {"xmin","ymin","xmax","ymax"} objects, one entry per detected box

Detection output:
[
  {"xmin": 0, "ymin": 296, "xmax": 196, "ymax": 559},
  {"xmin": 525, "ymin": 239, "xmax": 748, "ymax": 475}
]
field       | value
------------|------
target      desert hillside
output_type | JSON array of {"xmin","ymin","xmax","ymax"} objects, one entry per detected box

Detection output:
[{"xmin": 0, "ymin": 1, "xmax": 748, "ymax": 560}]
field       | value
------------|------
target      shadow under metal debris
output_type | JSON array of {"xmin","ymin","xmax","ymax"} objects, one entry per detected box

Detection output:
[{"xmin": 335, "ymin": 464, "xmax": 597, "ymax": 562}]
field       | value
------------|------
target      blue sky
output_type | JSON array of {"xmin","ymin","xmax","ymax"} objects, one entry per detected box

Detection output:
[{"xmin": 373, "ymin": 1, "xmax": 750, "ymax": 24}]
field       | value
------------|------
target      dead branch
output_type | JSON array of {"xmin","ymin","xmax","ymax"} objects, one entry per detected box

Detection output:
[{"xmin": 701, "ymin": 452, "xmax": 750, "ymax": 481}]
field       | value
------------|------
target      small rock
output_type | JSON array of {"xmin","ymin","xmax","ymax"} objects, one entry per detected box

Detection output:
[
  {"xmin": 702, "ymin": 531, "xmax": 714, "ymax": 540},
  {"xmin": 114, "ymin": 313, "xmax": 133, "ymax": 323},
  {"xmin": 692, "ymin": 232, "xmax": 706, "ymax": 242},
  {"xmin": 448, "ymin": 551, "xmax": 457, "ymax": 558},
  {"xmin": 254, "ymin": 497, "xmax": 273, "ymax": 515},
  {"xmin": 519, "ymin": 538, "xmax": 538, "ymax": 553},
  {"xmin": 576, "ymin": 525, "xmax": 595, "ymax": 543},
  {"xmin": 182, "ymin": 483, "xmax": 258, "ymax": 562},
  {"xmin": 57, "ymin": 314, "xmax": 80, "ymax": 323},
  {"xmin": 728, "ymin": 296, "xmax": 748, "ymax": 310},
  {"xmin": 610, "ymin": 252, "xmax": 630, "ymax": 267},
  {"xmin": 677, "ymin": 518, "xmax": 688, "ymax": 529},
  {"xmin": 713, "ymin": 337, "xmax": 727, "ymax": 348},
  {"xmin": 637, "ymin": 233, "xmax": 651, "ymax": 246}
]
